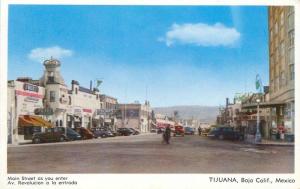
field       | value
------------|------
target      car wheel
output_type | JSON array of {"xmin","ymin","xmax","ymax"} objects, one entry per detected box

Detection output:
[
  {"xmin": 218, "ymin": 135, "xmax": 224, "ymax": 140},
  {"xmin": 59, "ymin": 136, "xmax": 65, "ymax": 142},
  {"xmin": 33, "ymin": 138, "xmax": 40, "ymax": 144}
]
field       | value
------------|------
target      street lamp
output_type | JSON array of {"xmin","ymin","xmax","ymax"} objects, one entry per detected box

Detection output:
[{"xmin": 255, "ymin": 98, "xmax": 262, "ymax": 143}]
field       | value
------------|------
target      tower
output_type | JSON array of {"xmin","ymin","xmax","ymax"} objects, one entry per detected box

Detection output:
[{"xmin": 40, "ymin": 57, "xmax": 65, "ymax": 87}]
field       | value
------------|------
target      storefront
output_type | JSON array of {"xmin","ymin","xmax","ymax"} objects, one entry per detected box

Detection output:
[{"xmin": 7, "ymin": 80, "xmax": 46, "ymax": 144}]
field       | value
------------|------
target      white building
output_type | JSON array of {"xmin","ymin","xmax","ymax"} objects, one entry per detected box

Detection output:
[
  {"xmin": 116, "ymin": 101, "xmax": 151, "ymax": 133},
  {"xmin": 7, "ymin": 58, "xmax": 118, "ymax": 144},
  {"xmin": 7, "ymin": 79, "xmax": 46, "ymax": 144}
]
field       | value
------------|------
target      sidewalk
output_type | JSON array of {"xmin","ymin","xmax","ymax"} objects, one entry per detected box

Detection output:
[
  {"xmin": 255, "ymin": 139, "xmax": 294, "ymax": 147},
  {"xmin": 244, "ymin": 135, "xmax": 294, "ymax": 146}
]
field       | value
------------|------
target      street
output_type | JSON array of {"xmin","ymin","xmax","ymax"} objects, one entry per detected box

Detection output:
[{"xmin": 7, "ymin": 134, "xmax": 294, "ymax": 173}]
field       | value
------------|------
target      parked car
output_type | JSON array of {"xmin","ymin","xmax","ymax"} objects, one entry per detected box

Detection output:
[
  {"xmin": 129, "ymin": 128, "xmax": 140, "ymax": 135},
  {"xmin": 74, "ymin": 127, "xmax": 94, "ymax": 139},
  {"xmin": 201, "ymin": 127, "xmax": 212, "ymax": 136},
  {"xmin": 184, "ymin": 127, "xmax": 195, "ymax": 135},
  {"xmin": 32, "ymin": 127, "xmax": 67, "ymax": 144},
  {"xmin": 117, "ymin": 128, "xmax": 134, "ymax": 136},
  {"xmin": 59, "ymin": 127, "xmax": 82, "ymax": 141},
  {"xmin": 90, "ymin": 128, "xmax": 114, "ymax": 138},
  {"xmin": 150, "ymin": 128, "xmax": 157, "ymax": 133},
  {"xmin": 173, "ymin": 125, "xmax": 185, "ymax": 137},
  {"xmin": 157, "ymin": 128, "xmax": 165, "ymax": 134},
  {"xmin": 207, "ymin": 126, "xmax": 243, "ymax": 140}
]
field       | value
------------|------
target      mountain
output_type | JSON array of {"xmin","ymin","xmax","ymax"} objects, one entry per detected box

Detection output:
[{"xmin": 153, "ymin": 105, "xmax": 219, "ymax": 124}]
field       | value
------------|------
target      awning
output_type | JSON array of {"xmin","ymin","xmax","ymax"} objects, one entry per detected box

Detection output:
[
  {"xmin": 242, "ymin": 101, "xmax": 285, "ymax": 109},
  {"xmin": 19, "ymin": 115, "xmax": 53, "ymax": 128}
]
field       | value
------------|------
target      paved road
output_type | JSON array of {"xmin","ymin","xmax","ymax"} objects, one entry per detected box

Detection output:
[{"xmin": 7, "ymin": 134, "xmax": 294, "ymax": 173}]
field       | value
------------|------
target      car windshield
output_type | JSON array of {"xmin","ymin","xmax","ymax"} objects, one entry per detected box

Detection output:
[
  {"xmin": 67, "ymin": 127, "xmax": 79, "ymax": 135},
  {"xmin": 210, "ymin": 127, "xmax": 220, "ymax": 131}
]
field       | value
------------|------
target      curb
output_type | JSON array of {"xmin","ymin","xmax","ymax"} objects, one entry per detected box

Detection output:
[{"xmin": 255, "ymin": 143, "xmax": 294, "ymax": 147}]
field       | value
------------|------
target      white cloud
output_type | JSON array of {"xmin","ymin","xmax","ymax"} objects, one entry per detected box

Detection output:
[
  {"xmin": 28, "ymin": 46, "xmax": 73, "ymax": 62},
  {"xmin": 160, "ymin": 22, "xmax": 241, "ymax": 47}
]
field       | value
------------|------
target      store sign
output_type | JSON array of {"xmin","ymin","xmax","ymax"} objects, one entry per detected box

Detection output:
[
  {"xmin": 16, "ymin": 90, "xmax": 43, "ymax": 99},
  {"xmin": 83, "ymin": 108, "xmax": 92, "ymax": 113},
  {"xmin": 34, "ymin": 108, "xmax": 54, "ymax": 115},
  {"xmin": 23, "ymin": 83, "xmax": 39, "ymax": 93},
  {"xmin": 74, "ymin": 108, "xmax": 82, "ymax": 115},
  {"xmin": 126, "ymin": 109, "xmax": 139, "ymax": 118}
]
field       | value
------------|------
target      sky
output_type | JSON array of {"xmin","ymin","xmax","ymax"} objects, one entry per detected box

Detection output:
[{"xmin": 8, "ymin": 5, "xmax": 269, "ymax": 107}]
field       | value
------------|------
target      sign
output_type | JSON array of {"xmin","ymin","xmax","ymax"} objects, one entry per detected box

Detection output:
[
  {"xmin": 16, "ymin": 90, "xmax": 43, "ymax": 99},
  {"xmin": 83, "ymin": 108, "xmax": 92, "ymax": 113},
  {"xmin": 23, "ymin": 83, "xmax": 39, "ymax": 93},
  {"xmin": 34, "ymin": 108, "xmax": 54, "ymax": 115},
  {"xmin": 126, "ymin": 109, "xmax": 139, "ymax": 118}
]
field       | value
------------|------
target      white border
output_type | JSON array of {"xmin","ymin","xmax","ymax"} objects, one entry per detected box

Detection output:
[{"xmin": 1, "ymin": 0, "xmax": 299, "ymax": 189}]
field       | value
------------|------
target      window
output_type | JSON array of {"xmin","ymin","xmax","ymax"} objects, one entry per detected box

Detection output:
[
  {"xmin": 50, "ymin": 91, "xmax": 56, "ymax": 102},
  {"xmin": 289, "ymin": 64, "xmax": 294, "ymax": 80},
  {"xmin": 275, "ymin": 48, "xmax": 279, "ymax": 62},
  {"xmin": 270, "ymin": 29, "xmax": 273, "ymax": 41},
  {"xmin": 69, "ymin": 96, "xmax": 72, "ymax": 105},
  {"xmin": 280, "ymin": 42, "xmax": 285, "ymax": 57},
  {"xmin": 274, "ymin": 21, "xmax": 278, "ymax": 34},
  {"xmin": 280, "ymin": 11, "xmax": 284, "ymax": 26},
  {"xmin": 275, "ymin": 76, "xmax": 279, "ymax": 92},
  {"xmin": 289, "ymin": 48, "xmax": 294, "ymax": 64},
  {"xmin": 288, "ymin": 13, "xmax": 294, "ymax": 30},
  {"xmin": 270, "ymin": 79, "xmax": 274, "ymax": 93},
  {"xmin": 280, "ymin": 71, "xmax": 285, "ymax": 88},
  {"xmin": 75, "ymin": 88, "xmax": 78, "ymax": 94},
  {"xmin": 288, "ymin": 30, "xmax": 294, "ymax": 47},
  {"xmin": 60, "ymin": 120, "xmax": 63, "ymax": 127}
]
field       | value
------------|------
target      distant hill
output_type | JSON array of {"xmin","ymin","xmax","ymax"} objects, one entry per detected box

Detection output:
[{"xmin": 153, "ymin": 105, "xmax": 219, "ymax": 124}]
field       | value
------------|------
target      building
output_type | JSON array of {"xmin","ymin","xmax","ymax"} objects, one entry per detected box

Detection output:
[
  {"xmin": 155, "ymin": 113, "xmax": 175, "ymax": 129},
  {"xmin": 7, "ymin": 80, "xmax": 46, "ymax": 144},
  {"xmin": 40, "ymin": 58, "xmax": 102, "ymax": 130},
  {"xmin": 7, "ymin": 58, "xmax": 119, "ymax": 144},
  {"xmin": 99, "ymin": 94, "xmax": 118, "ymax": 131},
  {"xmin": 268, "ymin": 6, "xmax": 294, "ymax": 135},
  {"xmin": 116, "ymin": 101, "xmax": 151, "ymax": 133}
]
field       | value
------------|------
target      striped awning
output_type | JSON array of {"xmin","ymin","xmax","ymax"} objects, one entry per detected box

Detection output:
[{"xmin": 19, "ymin": 115, "xmax": 53, "ymax": 128}]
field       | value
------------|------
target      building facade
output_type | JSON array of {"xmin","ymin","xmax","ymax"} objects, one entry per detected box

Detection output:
[
  {"xmin": 268, "ymin": 6, "xmax": 295, "ymax": 135},
  {"xmin": 99, "ymin": 94, "xmax": 118, "ymax": 131},
  {"xmin": 7, "ymin": 58, "xmax": 119, "ymax": 144},
  {"xmin": 116, "ymin": 101, "xmax": 151, "ymax": 133},
  {"xmin": 7, "ymin": 80, "xmax": 45, "ymax": 144}
]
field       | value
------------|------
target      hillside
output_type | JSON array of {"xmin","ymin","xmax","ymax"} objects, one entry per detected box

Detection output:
[{"xmin": 153, "ymin": 105, "xmax": 219, "ymax": 124}]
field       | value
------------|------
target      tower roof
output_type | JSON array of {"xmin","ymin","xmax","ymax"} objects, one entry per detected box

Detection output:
[{"xmin": 43, "ymin": 57, "xmax": 61, "ymax": 67}]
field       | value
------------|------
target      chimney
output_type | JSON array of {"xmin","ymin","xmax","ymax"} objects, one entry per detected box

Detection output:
[
  {"xmin": 90, "ymin": 80, "xmax": 92, "ymax": 90},
  {"xmin": 226, "ymin": 98, "xmax": 229, "ymax": 107}
]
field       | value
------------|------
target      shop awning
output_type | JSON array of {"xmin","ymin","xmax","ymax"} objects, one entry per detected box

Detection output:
[
  {"xmin": 19, "ymin": 115, "xmax": 53, "ymax": 128},
  {"xmin": 242, "ymin": 101, "xmax": 285, "ymax": 109}
]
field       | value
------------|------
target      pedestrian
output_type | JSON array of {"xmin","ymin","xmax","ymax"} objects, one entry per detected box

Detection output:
[
  {"xmin": 198, "ymin": 126, "xmax": 202, "ymax": 136},
  {"xmin": 163, "ymin": 125, "xmax": 171, "ymax": 144}
]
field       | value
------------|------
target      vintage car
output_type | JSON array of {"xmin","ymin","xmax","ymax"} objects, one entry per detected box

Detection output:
[
  {"xmin": 90, "ymin": 127, "xmax": 114, "ymax": 138},
  {"xmin": 173, "ymin": 125, "xmax": 185, "ymax": 137},
  {"xmin": 74, "ymin": 127, "xmax": 94, "ymax": 139},
  {"xmin": 32, "ymin": 127, "xmax": 82, "ymax": 144},
  {"xmin": 207, "ymin": 126, "xmax": 243, "ymax": 140},
  {"xmin": 117, "ymin": 128, "xmax": 134, "ymax": 136},
  {"xmin": 184, "ymin": 127, "xmax": 195, "ymax": 135}
]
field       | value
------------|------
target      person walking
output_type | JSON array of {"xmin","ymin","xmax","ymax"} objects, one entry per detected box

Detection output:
[
  {"xmin": 198, "ymin": 126, "xmax": 202, "ymax": 136},
  {"xmin": 163, "ymin": 125, "xmax": 171, "ymax": 144}
]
